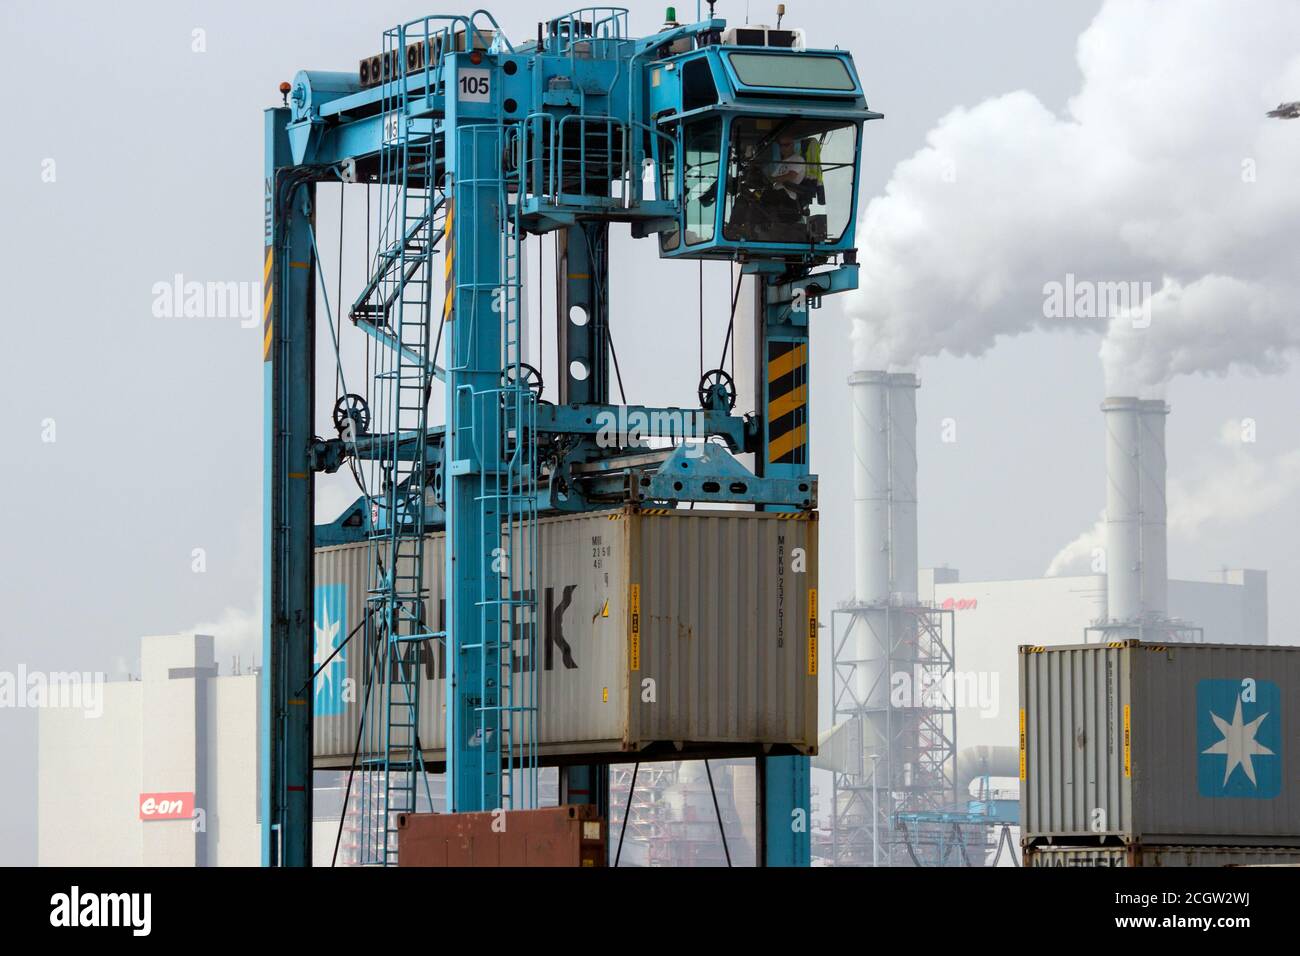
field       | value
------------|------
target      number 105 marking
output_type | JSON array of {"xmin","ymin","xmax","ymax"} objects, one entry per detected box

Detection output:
[{"xmin": 458, "ymin": 68, "xmax": 491, "ymax": 102}]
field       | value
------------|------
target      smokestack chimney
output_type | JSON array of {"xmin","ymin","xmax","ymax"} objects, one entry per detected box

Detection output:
[
  {"xmin": 1102, "ymin": 396, "xmax": 1169, "ymax": 625},
  {"xmin": 849, "ymin": 371, "xmax": 919, "ymax": 605},
  {"xmin": 846, "ymin": 370, "xmax": 922, "ymax": 844},
  {"xmin": 1137, "ymin": 399, "xmax": 1169, "ymax": 619},
  {"xmin": 1103, "ymin": 397, "xmax": 1142, "ymax": 622},
  {"xmin": 850, "ymin": 371, "xmax": 890, "ymax": 605},
  {"xmin": 840, "ymin": 370, "xmax": 955, "ymax": 866}
]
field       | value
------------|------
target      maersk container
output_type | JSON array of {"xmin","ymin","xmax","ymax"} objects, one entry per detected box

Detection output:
[
  {"xmin": 1020, "ymin": 641, "xmax": 1300, "ymax": 847},
  {"xmin": 313, "ymin": 507, "xmax": 818, "ymax": 767},
  {"xmin": 1024, "ymin": 844, "xmax": 1300, "ymax": 867}
]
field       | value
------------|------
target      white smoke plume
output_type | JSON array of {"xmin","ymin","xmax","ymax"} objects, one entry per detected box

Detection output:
[
  {"xmin": 1168, "ymin": 445, "xmax": 1300, "ymax": 539},
  {"xmin": 178, "ymin": 595, "xmax": 262, "ymax": 671},
  {"xmin": 1045, "ymin": 431, "xmax": 1300, "ymax": 575},
  {"xmin": 847, "ymin": 0, "xmax": 1300, "ymax": 390},
  {"xmin": 1044, "ymin": 511, "xmax": 1104, "ymax": 578}
]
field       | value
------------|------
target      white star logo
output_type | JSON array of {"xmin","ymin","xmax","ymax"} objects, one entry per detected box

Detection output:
[
  {"xmin": 1201, "ymin": 698, "xmax": 1274, "ymax": 787},
  {"xmin": 314, "ymin": 602, "xmax": 342, "ymax": 704}
]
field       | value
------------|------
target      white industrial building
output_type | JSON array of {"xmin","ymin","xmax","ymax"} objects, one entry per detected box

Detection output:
[
  {"xmin": 918, "ymin": 567, "xmax": 1269, "ymax": 753},
  {"xmin": 38, "ymin": 632, "xmax": 334, "ymax": 866}
]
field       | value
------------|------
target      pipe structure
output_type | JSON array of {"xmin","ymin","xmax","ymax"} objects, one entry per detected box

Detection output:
[
  {"xmin": 849, "ymin": 370, "xmax": 919, "ymax": 604},
  {"xmin": 841, "ymin": 370, "xmax": 924, "ymax": 865},
  {"xmin": 849, "ymin": 370, "xmax": 892, "ymax": 605},
  {"xmin": 1103, "ymin": 397, "xmax": 1144, "ymax": 623},
  {"xmin": 954, "ymin": 745, "xmax": 1019, "ymax": 799},
  {"xmin": 1137, "ymin": 399, "xmax": 1169, "ymax": 619},
  {"xmin": 887, "ymin": 374, "xmax": 919, "ymax": 605},
  {"xmin": 1102, "ymin": 396, "xmax": 1170, "ymax": 625}
]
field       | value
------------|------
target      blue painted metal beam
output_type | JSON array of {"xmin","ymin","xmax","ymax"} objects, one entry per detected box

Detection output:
[
  {"xmin": 443, "ymin": 73, "xmax": 507, "ymax": 814},
  {"xmin": 555, "ymin": 223, "xmax": 608, "ymax": 404},
  {"xmin": 756, "ymin": 269, "xmax": 815, "ymax": 868},
  {"xmin": 262, "ymin": 107, "xmax": 316, "ymax": 867}
]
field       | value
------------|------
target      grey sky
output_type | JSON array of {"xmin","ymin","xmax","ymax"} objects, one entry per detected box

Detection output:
[{"xmin": 3, "ymin": 1, "xmax": 1296, "ymax": 864}]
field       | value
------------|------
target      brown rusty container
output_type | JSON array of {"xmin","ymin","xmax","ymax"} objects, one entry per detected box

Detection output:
[{"xmin": 397, "ymin": 805, "xmax": 607, "ymax": 867}]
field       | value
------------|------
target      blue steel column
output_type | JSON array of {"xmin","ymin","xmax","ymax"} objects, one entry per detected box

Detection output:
[
  {"xmin": 262, "ymin": 106, "xmax": 315, "ymax": 866},
  {"xmin": 443, "ymin": 59, "xmax": 505, "ymax": 813},
  {"xmin": 555, "ymin": 223, "xmax": 609, "ymax": 404},
  {"xmin": 561, "ymin": 765, "xmax": 610, "ymax": 817},
  {"xmin": 556, "ymin": 222, "xmax": 611, "ymax": 818},
  {"xmin": 757, "ymin": 274, "xmax": 813, "ymax": 867}
]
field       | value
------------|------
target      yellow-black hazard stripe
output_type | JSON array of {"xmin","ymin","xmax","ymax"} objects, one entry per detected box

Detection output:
[
  {"xmin": 442, "ymin": 199, "xmax": 456, "ymax": 324},
  {"xmin": 262, "ymin": 245, "xmax": 274, "ymax": 362},
  {"xmin": 767, "ymin": 339, "xmax": 808, "ymax": 465}
]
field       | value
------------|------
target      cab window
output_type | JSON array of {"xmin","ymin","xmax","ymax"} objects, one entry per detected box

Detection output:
[
  {"xmin": 722, "ymin": 117, "xmax": 857, "ymax": 245},
  {"xmin": 683, "ymin": 118, "xmax": 721, "ymax": 245}
]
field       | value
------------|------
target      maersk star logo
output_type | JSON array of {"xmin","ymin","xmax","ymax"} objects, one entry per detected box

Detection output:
[
  {"xmin": 313, "ymin": 583, "xmax": 347, "ymax": 716},
  {"xmin": 1197, "ymin": 679, "xmax": 1281, "ymax": 799}
]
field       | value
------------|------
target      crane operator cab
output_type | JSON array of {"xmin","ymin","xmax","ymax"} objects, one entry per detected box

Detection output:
[
  {"xmin": 716, "ymin": 117, "xmax": 852, "ymax": 245},
  {"xmin": 645, "ymin": 36, "xmax": 881, "ymax": 262}
]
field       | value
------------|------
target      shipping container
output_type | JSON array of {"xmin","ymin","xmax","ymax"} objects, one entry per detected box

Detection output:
[
  {"xmin": 313, "ymin": 507, "xmax": 818, "ymax": 767},
  {"xmin": 1024, "ymin": 844, "xmax": 1300, "ymax": 868},
  {"xmin": 397, "ymin": 805, "xmax": 606, "ymax": 867},
  {"xmin": 1019, "ymin": 641, "xmax": 1300, "ymax": 847}
]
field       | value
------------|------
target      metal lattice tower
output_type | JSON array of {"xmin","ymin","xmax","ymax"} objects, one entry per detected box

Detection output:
[{"xmin": 830, "ymin": 603, "xmax": 956, "ymax": 866}]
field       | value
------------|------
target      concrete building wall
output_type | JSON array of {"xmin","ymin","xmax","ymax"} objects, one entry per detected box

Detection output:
[
  {"xmin": 1168, "ymin": 573, "xmax": 1270, "ymax": 646},
  {"xmin": 1224, "ymin": 569, "xmax": 1269, "ymax": 645},
  {"xmin": 206, "ymin": 675, "xmax": 260, "ymax": 866},
  {"xmin": 38, "ymin": 681, "xmax": 144, "ymax": 866},
  {"xmin": 924, "ymin": 575, "xmax": 1105, "ymax": 753},
  {"xmin": 141, "ymin": 675, "xmax": 200, "ymax": 865},
  {"xmin": 39, "ymin": 633, "xmax": 249, "ymax": 866},
  {"xmin": 39, "ymin": 632, "xmax": 385, "ymax": 866}
]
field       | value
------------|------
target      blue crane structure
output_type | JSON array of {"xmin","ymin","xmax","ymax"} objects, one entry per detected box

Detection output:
[{"xmin": 262, "ymin": 5, "xmax": 880, "ymax": 867}]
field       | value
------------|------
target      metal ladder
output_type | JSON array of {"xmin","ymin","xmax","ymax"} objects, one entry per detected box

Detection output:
[
  {"xmin": 496, "ymin": 138, "xmax": 540, "ymax": 812},
  {"xmin": 458, "ymin": 123, "xmax": 540, "ymax": 812},
  {"xmin": 359, "ymin": 20, "xmax": 443, "ymax": 865}
]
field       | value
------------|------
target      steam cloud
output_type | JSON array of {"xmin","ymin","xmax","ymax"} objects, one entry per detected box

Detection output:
[
  {"xmin": 178, "ymin": 596, "xmax": 262, "ymax": 669},
  {"xmin": 846, "ymin": 0, "xmax": 1300, "ymax": 392},
  {"xmin": 1045, "ymin": 427, "xmax": 1300, "ymax": 576}
]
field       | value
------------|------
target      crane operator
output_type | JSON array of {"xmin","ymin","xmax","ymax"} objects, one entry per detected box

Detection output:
[{"xmin": 717, "ymin": 128, "xmax": 816, "ymax": 243}]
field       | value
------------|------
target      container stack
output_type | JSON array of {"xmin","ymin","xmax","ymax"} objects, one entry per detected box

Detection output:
[{"xmin": 1019, "ymin": 641, "xmax": 1300, "ymax": 867}]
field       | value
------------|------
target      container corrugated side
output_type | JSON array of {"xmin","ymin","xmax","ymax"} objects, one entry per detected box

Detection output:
[
  {"xmin": 312, "ymin": 508, "xmax": 817, "ymax": 767},
  {"xmin": 1023, "ymin": 844, "xmax": 1300, "ymax": 867},
  {"xmin": 1021, "ymin": 641, "xmax": 1300, "ymax": 847},
  {"xmin": 1019, "ymin": 643, "xmax": 1135, "ymax": 842},
  {"xmin": 625, "ymin": 510, "xmax": 818, "ymax": 752}
]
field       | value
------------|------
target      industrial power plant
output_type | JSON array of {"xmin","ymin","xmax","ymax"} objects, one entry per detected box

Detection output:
[{"xmin": 7, "ymin": 2, "xmax": 1300, "ymax": 909}]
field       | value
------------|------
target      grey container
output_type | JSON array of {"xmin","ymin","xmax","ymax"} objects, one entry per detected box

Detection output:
[
  {"xmin": 1023, "ymin": 844, "xmax": 1300, "ymax": 867},
  {"xmin": 1020, "ymin": 641, "xmax": 1300, "ymax": 847},
  {"xmin": 313, "ymin": 507, "xmax": 818, "ymax": 768}
]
